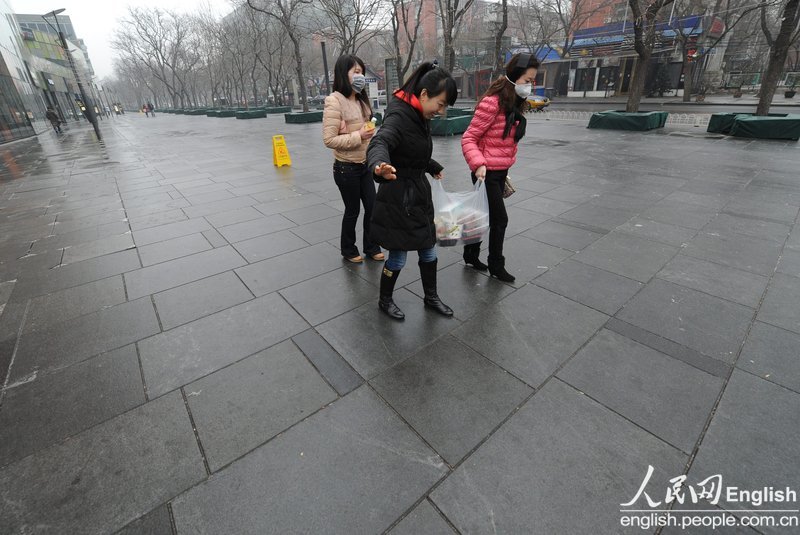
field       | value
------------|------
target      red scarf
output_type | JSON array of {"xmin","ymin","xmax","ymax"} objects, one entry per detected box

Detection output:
[{"xmin": 394, "ymin": 90, "xmax": 425, "ymax": 116}]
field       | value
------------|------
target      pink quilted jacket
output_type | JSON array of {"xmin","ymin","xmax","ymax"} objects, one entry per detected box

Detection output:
[{"xmin": 461, "ymin": 94, "xmax": 519, "ymax": 172}]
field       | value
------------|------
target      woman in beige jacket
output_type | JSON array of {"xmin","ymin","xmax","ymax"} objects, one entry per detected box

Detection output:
[{"xmin": 322, "ymin": 54, "xmax": 384, "ymax": 263}]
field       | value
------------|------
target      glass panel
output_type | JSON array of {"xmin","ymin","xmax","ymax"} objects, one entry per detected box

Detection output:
[{"xmin": 574, "ymin": 68, "xmax": 596, "ymax": 91}]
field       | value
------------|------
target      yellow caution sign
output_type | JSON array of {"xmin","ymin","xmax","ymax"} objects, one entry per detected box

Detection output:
[{"xmin": 272, "ymin": 135, "xmax": 292, "ymax": 167}]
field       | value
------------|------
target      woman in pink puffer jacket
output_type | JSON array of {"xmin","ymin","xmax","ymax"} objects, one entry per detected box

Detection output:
[{"xmin": 461, "ymin": 53, "xmax": 540, "ymax": 282}]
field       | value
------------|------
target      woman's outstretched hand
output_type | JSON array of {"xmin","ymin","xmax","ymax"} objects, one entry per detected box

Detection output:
[{"xmin": 374, "ymin": 162, "xmax": 397, "ymax": 180}]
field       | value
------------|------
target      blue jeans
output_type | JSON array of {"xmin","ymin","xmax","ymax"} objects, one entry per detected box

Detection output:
[{"xmin": 385, "ymin": 247, "xmax": 437, "ymax": 271}]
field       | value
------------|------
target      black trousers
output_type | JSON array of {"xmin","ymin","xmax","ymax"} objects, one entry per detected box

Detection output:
[
  {"xmin": 333, "ymin": 160, "xmax": 380, "ymax": 258},
  {"xmin": 468, "ymin": 169, "xmax": 509, "ymax": 261}
]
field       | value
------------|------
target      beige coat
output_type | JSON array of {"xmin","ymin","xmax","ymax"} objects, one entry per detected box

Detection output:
[{"xmin": 322, "ymin": 92, "xmax": 372, "ymax": 163}]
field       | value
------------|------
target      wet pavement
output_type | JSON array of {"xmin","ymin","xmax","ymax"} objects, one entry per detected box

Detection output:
[{"xmin": 1, "ymin": 112, "xmax": 799, "ymax": 534}]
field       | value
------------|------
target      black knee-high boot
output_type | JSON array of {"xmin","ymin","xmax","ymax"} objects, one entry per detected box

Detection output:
[
  {"xmin": 487, "ymin": 224, "xmax": 515, "ymax": 283},
  {"xmin": 463, "ymin": 242, "xmax": 488, "ymax": 271},
  {"xmin": 379, "ymin": 266, "xmax": 405, "ymax": 320},
  {"xmin": 419, "ymin": 260, "xmax": 453, "ymax": 317}
]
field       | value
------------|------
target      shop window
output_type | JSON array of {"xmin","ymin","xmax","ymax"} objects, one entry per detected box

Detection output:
[
  {"xmin": 598, "ymin": 66, "xmax": 619, "ymax": 89},
  {"xmin": 574, "ymin": 68, "xmax": 596, "ymax": 91}
]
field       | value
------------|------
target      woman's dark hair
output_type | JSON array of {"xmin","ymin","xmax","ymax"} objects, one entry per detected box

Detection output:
[
  {"xmin": 397, "ymin": 62, "xmax": 458, "ymax": 106},
  {"xmin": 332, "ymin": 54, "xmax": 372, "ymax": 112},
  {"xmin": 482, "ymin": 53, "xmax": 541, "ymax": 113}
]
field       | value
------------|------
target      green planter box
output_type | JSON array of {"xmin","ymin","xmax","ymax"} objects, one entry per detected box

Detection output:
[
  {"xmin": 707, "ymin": 113, "xmax": 740, "ymax": 134},
  {"xmin": 587, "ymin": 110, "xmax": 668, "ymax": 131},
  {"xmin": 206, "ymin": 110, "xmax": 220, "ymax": 117},
  {"xmin": 730, "ymin": 114, "xmax": 800, "ymax": 141},
  {"xmin": 217, "ymin": 110, "xmax": 236, "ymax": 118},
  {"xmin": 263, "ymin": 106, "xmax": 292, "ymax": 114},
  {"xmin": 173, "ymin": 110, "xmax": 185, "ymax": 114},
  {"xmin": 236, "ymin": 110, "xmax": 267, "ymax": 119},
  {"xmin": 430, "ymin": 115, "xmax": 471, "ymax": 136},
  {"xmin": 184, "ymin": 109, "xmax": 207, "ymax": 115},
  {"xmin": 445, "ymin": 108, "xmax": 474, "ymax": 118},
  {"xmin": 708, "ymin": 113, "xmax": 789, "ymax": 135},
  {"xmin": 285, "ymin": 111, "xmax": 324, "ymax": 124}
]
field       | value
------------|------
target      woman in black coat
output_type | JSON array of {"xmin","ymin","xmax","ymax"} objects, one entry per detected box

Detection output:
[{"xmin": 367, "ymin": 62, "xmax": 458, "ymax": 321}]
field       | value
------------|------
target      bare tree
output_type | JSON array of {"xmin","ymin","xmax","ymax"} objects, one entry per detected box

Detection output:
[
  {"xmin": 246, "ymin": 11, "xmax": 295, "ymax": 105},
  {"xmin": 672, "ymin": 0, "xmax": 772, "ymax": 102},
  {"xmin": 490, "ymin": 0, "xmax": 509, "ymax": 77},
  {"xmin": 112, "ymin": 8, "xmax": 197, "ymax": 108},
  {"xmin": 668, "ymin": 0, "xmax": 707, "ymax": 102},
  {"xmin": 437, "ymin": 0, "xmax": 477, "ymax": 72},
  {"xmin": 386, "ymin": 0, "xmax": 426, "ymax": 84},
  {"xmin": 626, "ymin": 0, "xmax": 675, "ymax": 112},
  {"xmin": 218, "ymin": 9, "xmax": 259, "ymax": 107},
  {"xmin": 757, "ymin": 0, "xmax": 800, "ymax": 114},
  {"xmin": 195, "ymin": 8, "xmax": 227, "ymax": 107},
  {"xmin": 246, "ymin": 0, "xmax": 313, "ymax": 112},
  {"xmin": 544, "ymin": 0, "xmax": 616, "ymax": 59},
  {"xmin": 314, "ymin": 0, "xmax": 389, "ymax": 56},
  {"xmin": 513, "ymin": 0, "xmax": 564, "ymax": 60}
]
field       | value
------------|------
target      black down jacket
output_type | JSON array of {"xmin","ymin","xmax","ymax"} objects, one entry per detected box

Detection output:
[{"xmin": 367, "ymin": 96, "xmax": 444, "ymax": 251}]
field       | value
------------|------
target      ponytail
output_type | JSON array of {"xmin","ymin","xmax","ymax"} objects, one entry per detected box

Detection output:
[{"xmin": 397, "ymin": 61, "xmax": 458, "ymax": 106}]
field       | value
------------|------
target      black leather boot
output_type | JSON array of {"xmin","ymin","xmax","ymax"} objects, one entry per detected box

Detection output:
[
  {"xmin": 488, "ymin": 256, "xmax": 516, "ymax": 283},
  {"xmin": 419, "ymin": 260, "xmax": 453, "ymax": 317},
  {"xmin": 378, "ymin": 266, "xmax": 405, "ymax": 320},
  {"xmin": 463, "ymin": 242, "xmax": 488, "ymax": 271}
]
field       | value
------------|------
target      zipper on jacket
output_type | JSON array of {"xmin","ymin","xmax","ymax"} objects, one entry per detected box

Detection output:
[{"xmin": 403, "ymin": 179, "xmax": 412, "ymax": 216}]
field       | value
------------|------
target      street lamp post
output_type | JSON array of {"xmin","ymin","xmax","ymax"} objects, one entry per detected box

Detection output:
[{"xmin": 42, "ymin": 8, "xmax": 101, "ymax": 140}]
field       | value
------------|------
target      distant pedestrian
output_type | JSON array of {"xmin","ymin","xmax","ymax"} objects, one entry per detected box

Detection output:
[
  {"xmin": 367, "ymin": 61, "xmax": 458, "ymax": 320},
  {"xmin": 322, "ymin": 54, "xmax": 383, "ymax": 264},
  {"xmin": 460, "ymin": 52, "xmax": 540, "ymax": 283},
  {"xmin": 45, "ymin": 107, "xmax": 62, "ymax": 133},
  {"xmin": 147, "ymin": 102, "xmax": 155, "ymax": 117}
]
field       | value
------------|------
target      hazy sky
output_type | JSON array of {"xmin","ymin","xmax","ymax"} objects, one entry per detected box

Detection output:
[{"xmin": 14, "ymin": 0, "xmax": 233, "ymax": 80}]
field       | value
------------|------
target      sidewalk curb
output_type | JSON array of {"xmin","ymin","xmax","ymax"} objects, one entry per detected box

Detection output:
[{"xmin": 663, "ymin": 101, "xmax": 800, "ymax": 107}]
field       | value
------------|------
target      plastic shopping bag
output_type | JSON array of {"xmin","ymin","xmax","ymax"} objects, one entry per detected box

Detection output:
[{"xmin": 429, "ymin": 178, "xmax": 490, "ymax": 247}]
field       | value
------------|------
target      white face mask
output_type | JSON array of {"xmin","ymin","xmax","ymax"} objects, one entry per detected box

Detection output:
[
  {"xmin": 506, "ymin": 76, "xmax": 533, "ymax": 99},
  {"xmin": 351, "ymin": 74, "xmax": 366, "ymax": 93}
]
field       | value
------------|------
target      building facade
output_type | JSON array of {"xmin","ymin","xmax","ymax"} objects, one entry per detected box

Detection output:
[
  {"xmin": 16, "ymin": 13, "xmax": 95, "ymax": 77},
  {"xmin": 0, "ymin": 0, "xmax": 49, "ymax": 143},
  {"xmin": 17, "ymin": 13, "xmax": 97, "ymax": 122}
]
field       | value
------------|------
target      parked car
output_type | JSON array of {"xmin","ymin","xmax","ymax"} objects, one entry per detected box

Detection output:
[
  {"xmin": 309, "ymin": 94, "xmax": 327, "ymax": 105},
  {"xmin": 525, "ymin": 95, "xmax": 550, "ymax": 112}
]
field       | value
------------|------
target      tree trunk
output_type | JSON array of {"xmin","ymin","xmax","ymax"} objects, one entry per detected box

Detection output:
[
  {"xmin": 757, "ymin": 0, "xmax": 800, "ymax": 115},
  {"xmin": 292, "ymin": 37, "xmax": 308, "ymax": 112},
  {"xmin": 448, "ymin": 47, "xmax": 456, "ymax": 74},
  {"xmin": 626, "ymin": 55, "xmax": 650, "ymax": 112},
  {"xmin": 492, "ymin": 0, "xmax": 508, "ymax": 78},
  {"xmin": 443, "ymin": 33, "xmax": 455, "ymax": 73},
  {"xmin": 681, "ymin": 41, "xmax": 693, "ymax": 102},
  {"xmin": 757, "ymin": 56, "xmax": 786, "ymax": 115}
]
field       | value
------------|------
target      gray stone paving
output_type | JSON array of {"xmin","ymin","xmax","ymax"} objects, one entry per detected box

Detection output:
[{"xmin": 0, "ymin": 113, "xmax": 799, "ymax": 533}]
